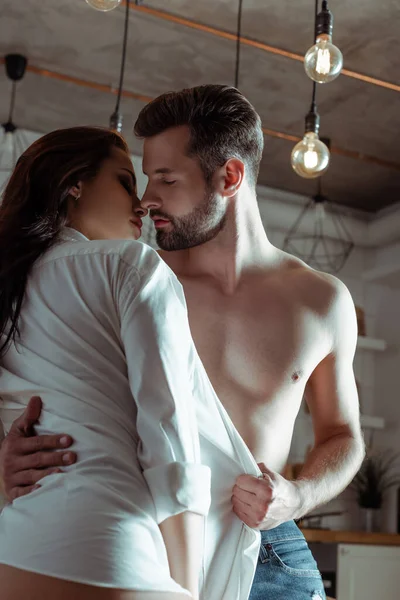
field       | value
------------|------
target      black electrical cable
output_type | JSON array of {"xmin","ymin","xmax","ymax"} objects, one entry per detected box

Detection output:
[
  {"xmin": 113, "ymin": 0, "xmax": 130, "ymax": 116},
  {"xmin": 310, "ymin": 0, "xmax": 319, "ymax": 112},
  {"xmin": 234, "ymin": 0, "xmax": 243, "ymax": 89},
  {"xmin": 7, "ymin": 82, "xmax": 16, "ymax": 124},
  {"xmin": 314, "ymin": 0, "xmax": 319, "ymax": 42}
]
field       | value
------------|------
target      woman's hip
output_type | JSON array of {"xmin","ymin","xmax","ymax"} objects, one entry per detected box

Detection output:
[{"xmin": 0, "ymin": 476, "xmax": 176, "ymax": 592}]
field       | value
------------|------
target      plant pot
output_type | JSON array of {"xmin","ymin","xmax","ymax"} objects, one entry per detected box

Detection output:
[{"xmin": 362, "ymin": 507, "xmax": 381, "ymax": 533}]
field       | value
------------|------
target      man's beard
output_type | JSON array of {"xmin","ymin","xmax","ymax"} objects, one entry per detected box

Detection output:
[{"xmin": 153, "ymin": 188, "xmax": 226, "ymax": 251}]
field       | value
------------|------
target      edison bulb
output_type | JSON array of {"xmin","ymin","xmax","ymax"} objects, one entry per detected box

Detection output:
[
  {"xmin": 304, "ymin": 35, "xmax": 343, "ymax": 83},
  {"xmin": 291, "ymin": 132, "xmax": 330, "ymax": 179},
  {"xmin": 85, "ymin": 0, "xmax": 122, "ymax": 11}
]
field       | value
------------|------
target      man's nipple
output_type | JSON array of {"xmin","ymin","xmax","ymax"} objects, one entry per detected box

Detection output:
[{"xmin": 291, "ymin": 370, "xmax": 303, "ymax": 383}]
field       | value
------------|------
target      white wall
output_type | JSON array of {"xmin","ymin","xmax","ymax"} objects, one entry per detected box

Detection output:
[{"xmin": 372, "ymin": 286, "xmax": 400, "ymax": 533}]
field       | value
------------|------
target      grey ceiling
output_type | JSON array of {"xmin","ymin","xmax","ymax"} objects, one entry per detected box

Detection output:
[{"xmin": 1, "ymin": 0, "xmax": 399, "ymax": 213}]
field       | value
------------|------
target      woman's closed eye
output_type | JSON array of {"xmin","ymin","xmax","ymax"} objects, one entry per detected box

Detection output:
[
  {"xmin": 119, "ymin": 177, "xmax": 133, "ymax": 194},
  {"xmin": 162, "ymin": 180, "xmax": 176, "ymax": 186}
]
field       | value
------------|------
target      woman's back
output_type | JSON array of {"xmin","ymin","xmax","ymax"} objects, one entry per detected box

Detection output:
[{"xmin": 3, "ymin": 232, "xmax": 144, "ymax": 487}]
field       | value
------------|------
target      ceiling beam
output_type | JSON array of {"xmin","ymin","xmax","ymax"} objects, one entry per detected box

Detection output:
[
  {"xmin": 27, "ymin": 63, "xmax": 153, "ymax": 104},
  {"xmin": 129, "ymin": 3, "xmax": 400, "ymax": 94},
  {"xmin": 1, "ymin": 58, "xmax": 399, "ymax": 172}
]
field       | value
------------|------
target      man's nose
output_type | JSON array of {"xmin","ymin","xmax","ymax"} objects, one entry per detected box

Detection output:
[{"xmin": 140, "ymin": 188, "xmax": 161, "ymax": 211}]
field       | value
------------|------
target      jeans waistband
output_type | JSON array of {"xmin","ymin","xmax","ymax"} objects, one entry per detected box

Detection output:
[{"xmin": 260, "ymin": 520, "xmax": 305, "ymax": 543}]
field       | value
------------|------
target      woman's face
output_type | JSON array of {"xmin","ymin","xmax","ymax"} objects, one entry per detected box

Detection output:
[{"xmin": 68, "ymin": 147, "xmax": 145, "ymax": 241}]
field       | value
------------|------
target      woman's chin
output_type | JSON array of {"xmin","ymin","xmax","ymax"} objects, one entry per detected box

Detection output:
[{"xmin": 126, "ymin": 222, "xmax": 142, "ymax": 240}]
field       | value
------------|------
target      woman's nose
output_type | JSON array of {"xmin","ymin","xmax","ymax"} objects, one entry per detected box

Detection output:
[
  {"xmin": 132, "ymin": 193, "xmax": 148, "ymax": 217},
  {"xmin": 133, "ymin": 203, "xmax": 147, "ymax": 218}
]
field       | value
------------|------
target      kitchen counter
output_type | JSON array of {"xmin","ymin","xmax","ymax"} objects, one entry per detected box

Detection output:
[{"xmin": 302, "ymin": 528, "xmax": 400, "ymax": 546}]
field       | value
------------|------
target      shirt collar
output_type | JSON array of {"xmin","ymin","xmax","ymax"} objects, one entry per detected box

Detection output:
[{"xmin": 58, "ymin": 227, "xmax": 89, "ymax": 243}]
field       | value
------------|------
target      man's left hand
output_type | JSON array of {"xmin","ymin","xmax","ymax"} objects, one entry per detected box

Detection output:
[{"xmin": 232, "ymin": 462, "xmax": 303, "ymax": 530}]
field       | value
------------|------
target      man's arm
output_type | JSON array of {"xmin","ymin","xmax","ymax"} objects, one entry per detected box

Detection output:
[
  {"xmin": 292, "ymin": 278, "xmax": 365, "ymax": 515},
  {"xmin": 0, "ymin": 396, "xmax": 76, "ymax": 502},
  {"xmin": 232, "ymin": 277, "xmax": 365, "ymax": 529}
]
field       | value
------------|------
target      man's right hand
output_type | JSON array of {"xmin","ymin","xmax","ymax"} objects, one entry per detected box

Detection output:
[{"xmin": 0, "ymin": 396, "xmax": 76, "ymax": 502}]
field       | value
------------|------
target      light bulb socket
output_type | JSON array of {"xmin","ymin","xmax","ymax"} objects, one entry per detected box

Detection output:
[
  {"xmin": 313, "ymin": 193, "xmax": 326, "ymax": 204},
  {"xmin": 109, "ymin": 111, "xmax": 123, "ymax": 133},
  {"xmin": 2, "ymin": 121, "xmax": 16, "ymax": 134},
  {"xmin": 305, "ymin": 107, "xmax": 320, "ymax": 134},
  {"xmin": 5, "ymin": 54, "xmax": 27, "ymax": 82},
  {"xmin": 316, "ymin": 2, "xmax": 333, "ymax": 38}
]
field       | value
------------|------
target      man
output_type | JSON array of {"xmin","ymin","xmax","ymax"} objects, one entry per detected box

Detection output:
[{"xmin": 0, "ymin": 85, "xmax": 364, "ymax": 599}]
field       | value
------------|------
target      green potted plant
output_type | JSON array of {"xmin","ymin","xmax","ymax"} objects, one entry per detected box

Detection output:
[{"xmin": 350, "ymin": 449, "xmax": 400, "ymax": 532}]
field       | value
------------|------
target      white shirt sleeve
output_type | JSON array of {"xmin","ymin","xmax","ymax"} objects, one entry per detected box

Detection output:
[{"xmin": 119, "ymin": 246, "xmax": 211, "ymax": 524}]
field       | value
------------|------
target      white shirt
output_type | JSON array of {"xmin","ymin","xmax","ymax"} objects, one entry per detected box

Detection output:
[{"xmin": 0, "ymin": 228, "xmax": 260, "ymax": 599}]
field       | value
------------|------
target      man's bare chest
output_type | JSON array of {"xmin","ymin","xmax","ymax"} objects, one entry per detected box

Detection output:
[{"xmin": 181, "ymin": 279, "xmax": 327, "ymax": 403}]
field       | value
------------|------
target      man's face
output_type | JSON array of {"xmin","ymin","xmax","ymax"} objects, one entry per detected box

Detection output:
[{"xmin": 141, "ymin": 125, "xmax": 227, "ymax": 251}]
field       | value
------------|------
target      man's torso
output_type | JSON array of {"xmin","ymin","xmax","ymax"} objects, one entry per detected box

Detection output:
[{"xmin": 162, "ymin": 250, "xmax": 336, "ymax": 469}]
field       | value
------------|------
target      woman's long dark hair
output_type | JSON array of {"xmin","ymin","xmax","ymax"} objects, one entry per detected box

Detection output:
[{"xmin": 0, "ymin": 126, "xmax": 129, "ymax": 357}]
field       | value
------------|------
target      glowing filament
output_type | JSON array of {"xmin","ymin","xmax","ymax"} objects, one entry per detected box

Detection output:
[
  {"xmin": 316, "ymin": 48, "xmax": 331, "ymax": 75},
  {"xmin": 304, "ymin": 150, "xmax": 319, "ymax": 170}
]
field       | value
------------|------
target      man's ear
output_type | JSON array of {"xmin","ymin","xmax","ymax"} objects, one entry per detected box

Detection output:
[{"xmin": 215, "ymin": 158, "xmax": 245, "ymax": 198}]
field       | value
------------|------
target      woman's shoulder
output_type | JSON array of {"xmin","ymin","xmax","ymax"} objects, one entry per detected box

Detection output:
[
  {"xmin": 38, "ymin": 234, "xmax": 162, "ymax": 274},
  {"xmin": 32, "ymin": 237, "xmax": 170, "ymax": 303}
]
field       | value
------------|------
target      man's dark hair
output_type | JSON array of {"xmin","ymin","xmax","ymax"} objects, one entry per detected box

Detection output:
[{"xmin": 134, "ymin": 84, "xmax": 264, "ymax": 189}]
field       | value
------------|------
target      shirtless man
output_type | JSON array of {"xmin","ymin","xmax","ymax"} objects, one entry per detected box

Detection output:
[{"xmin": 0, "ymin": 85, "xmax": 364, "ymax": 599}]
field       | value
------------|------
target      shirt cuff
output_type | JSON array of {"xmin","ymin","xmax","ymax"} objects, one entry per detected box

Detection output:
[{"xmin": 143, "ymin": 462, "xmax": 211, "ymax": 524}]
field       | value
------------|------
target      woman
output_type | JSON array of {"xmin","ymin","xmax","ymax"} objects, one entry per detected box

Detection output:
[
  {"xmin": 0, "ymin": 127, "xmax": 261, "ymax": 600},
  {"xmin": 0, "ymin": 127, "xmax": 210, "ymax": 600}
]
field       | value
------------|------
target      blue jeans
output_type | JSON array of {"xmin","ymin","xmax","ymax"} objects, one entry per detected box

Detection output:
[{"xmin": 249, "ymin": 521, "xmax": 326, "ymax": 600}]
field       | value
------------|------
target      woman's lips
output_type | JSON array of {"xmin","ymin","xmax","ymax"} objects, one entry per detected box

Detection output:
[{"xmin": 130, "ymin": 219, "xmax": 142, "ymax": 231}]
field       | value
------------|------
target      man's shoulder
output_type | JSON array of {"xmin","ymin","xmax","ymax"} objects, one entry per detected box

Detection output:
[
  {"xmin": 269, "ymin": 251, "xmax": 353, "ymax": 315},
  {"xmin": 272, "ymin": 256, "xmax": 356, "ymax": 353},
  {"xmin": 290, "ymin": 261, "xmax": 348, "ymax": 299}
]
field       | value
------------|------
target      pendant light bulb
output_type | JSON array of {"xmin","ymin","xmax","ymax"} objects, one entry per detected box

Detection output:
[
  {"xmin": 305, "ymin": 1, "xmax": 343, "ymax": 83},
  {"xmin": 304, "ymin": 34, "xmax": 343, "ymax": 83},
  {"xmin": 291, "ymin": 132, "xmax": 330, "ymax": 179},
  {"xmin": 85, "ymin": 0, "xmax": 122, "ymax": 12}
]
